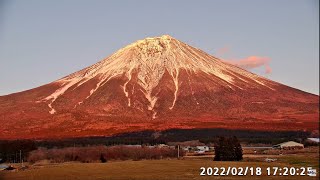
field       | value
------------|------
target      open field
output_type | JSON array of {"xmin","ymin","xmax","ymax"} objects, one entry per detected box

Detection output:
[{"xmin": 1, "ymin": 148, "xmax": 318, "ymax": 180}]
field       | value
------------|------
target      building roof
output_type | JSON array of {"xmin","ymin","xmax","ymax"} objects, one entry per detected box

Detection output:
[
  {"xmin": 307, "ymin": 138, "xmax": 319, "ymax": 143},
  {"xmin": 275, "ymin": 141, "xmax": 304, "ymax": 147}
]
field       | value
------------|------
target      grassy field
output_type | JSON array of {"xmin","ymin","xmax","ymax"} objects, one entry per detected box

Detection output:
[{"xmin": 1, "ymin": 148, "xmax": 318, "ymax": 180}]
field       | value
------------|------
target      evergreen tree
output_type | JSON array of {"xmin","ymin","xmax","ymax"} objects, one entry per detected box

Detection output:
[{"xmin": 214, "ymin": 136, "xmax": 243, "ymax": 161}]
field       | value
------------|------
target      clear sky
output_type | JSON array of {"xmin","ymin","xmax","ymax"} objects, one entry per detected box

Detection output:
[{"xmin": 0, "ymin": 0, "xmax": 319, "ymax": 95}]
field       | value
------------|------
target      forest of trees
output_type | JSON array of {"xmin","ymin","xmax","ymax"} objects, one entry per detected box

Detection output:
[{"xmin": 0, "ymin": 140, "xmax": 36, "ymax": 163}]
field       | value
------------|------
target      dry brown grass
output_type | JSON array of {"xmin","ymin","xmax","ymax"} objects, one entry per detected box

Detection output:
[{"xmin": 1, "ymin": 149, "xmax": 318, "ymax": 180}]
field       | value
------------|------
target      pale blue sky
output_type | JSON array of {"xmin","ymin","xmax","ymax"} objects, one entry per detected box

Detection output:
[{"xmin": 0, "ymin": 0, "xmax": 319, "ymax": 95}]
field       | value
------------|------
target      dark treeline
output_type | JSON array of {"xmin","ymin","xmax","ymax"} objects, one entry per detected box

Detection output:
[
  {"xmin": 34, "ymin": 129, "xmax": 310, "ymax": 148},
  {"xmin": 0, "ymin": 140, "xmax": 37, "ymax": 163},
  {"xmin": 156, "ymin": 129, "xmax": 310, "ymax": 144},
  {"xmin": 36, "ymin": 131, "xmax": 165, "ymax": 149}
]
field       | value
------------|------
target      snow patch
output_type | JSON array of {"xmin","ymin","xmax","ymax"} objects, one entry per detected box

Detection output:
[
  {"xmin": 187, "ymin": 74, "xmax": 199, "ymax": 105},
  {"xmin": 44, "ymin": 79, "xmax": 81, "ymax": 114},
  {"xmin": 75, "ymin": 73, "xmax": 119, "ymax": 107},
  {"xmin": 169, "ymin": 69, "xmax": 179, "ymax": 110},
  {"xmin": 122, "ymin": 66, "xmax": 134, "ymax": 107}
]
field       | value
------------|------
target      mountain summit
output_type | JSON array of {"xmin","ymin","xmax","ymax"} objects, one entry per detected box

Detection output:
[
  {"xmin": 0, "ymin": 35, "xmax": 318, "ymax": 139},
  {"xmin": 42, "ymin": 35, "xmax": 274, "ymax": 117}
]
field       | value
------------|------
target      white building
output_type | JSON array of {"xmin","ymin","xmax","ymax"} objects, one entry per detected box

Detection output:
[
  {"xmin": 196, "ymin": 146, "xmax": 209, "ymax": 152},
  {"xmin": 157, "ymin": 144, "xmax": 169, "ymax": 148},
  {"xmin": 307, "ymin": 138, "xmax": 319, "ymax": 143},
  {"xmin": 273, "ymin": 141, "xmax": 304, "ymax": 149}
]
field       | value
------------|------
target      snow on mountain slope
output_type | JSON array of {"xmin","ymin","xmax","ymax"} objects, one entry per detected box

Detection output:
[
  {"xmin": 40, "ymin": 35, "xmax": 274, "ymax": 117},
  {"xmin": 0, "ymin": 35, "xmax": 318, "ymax": 139}
]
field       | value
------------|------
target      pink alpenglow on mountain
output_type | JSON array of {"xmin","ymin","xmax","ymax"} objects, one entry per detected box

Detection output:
[{"xmin": 0, "ymin": 35, "xmax": 318, "ymax": 139}]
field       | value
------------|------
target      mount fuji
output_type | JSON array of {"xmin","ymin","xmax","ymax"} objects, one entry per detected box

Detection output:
[{"xmin": 0, "ymin": 35, "xmax": 318, "ymax": 139}]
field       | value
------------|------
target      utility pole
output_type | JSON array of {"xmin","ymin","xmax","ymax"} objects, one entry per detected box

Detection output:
[
  {"xmin": 20, "ymin": 150, "xmax": 23, "ymax": 167},
  {"xmin": 177, "ymin": 145, "xmax": 180, "ymax": 159}
]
